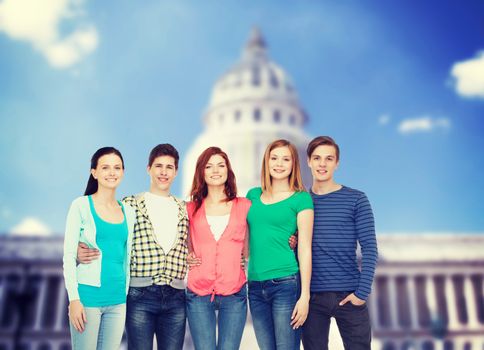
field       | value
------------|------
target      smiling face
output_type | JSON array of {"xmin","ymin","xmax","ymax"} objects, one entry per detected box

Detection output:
[
  {"xmin": 268, "ymin": 146, "xmax": 293, "ymax": 181},
  {"xmin": 91, "ymin": 153, "xmax": 124, "ymax": 190},
  {"xmin": 307, "ymin": 145, "xmax": 339, "ymax": 183},
  {"xmin": 147, "ymin": 155, "xmax": 177, "ymax": 195},
  {"xmin": 204, "ymin": 154, "xmax": 228, "ymax": 187}
]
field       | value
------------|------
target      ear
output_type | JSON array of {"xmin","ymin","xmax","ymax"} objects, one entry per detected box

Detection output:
[
  {"xmin": 307, "ymin": 157, "xmax": 311, "ymax": 168},
  {"xmin": 91, "ymin": 168, "xmax": 97, "ymax": 180},
  {"xmin": 146, "ymin": 165, "xmax": 151, "ymax": 175}
]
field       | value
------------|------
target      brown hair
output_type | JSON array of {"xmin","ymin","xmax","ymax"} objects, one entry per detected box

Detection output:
[
  {"xmin": 190, "ymin": 147, "xmax": 237, "ymax": 213},
  {"xmin": 306, "ymin": 136, "xmax": 340, "ymax": 161},
  {"xmin": 261, "ymin": 139, "xmax": 305, "ymax": 192},
  {"xmin": 148, "ymin": 144, "xmax": 179, "ymax": 169}
]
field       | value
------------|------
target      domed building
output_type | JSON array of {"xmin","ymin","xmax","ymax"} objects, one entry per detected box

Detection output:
[{"xmin": 182, "ymin": 28, "xmax": 312, "ymax": 197}]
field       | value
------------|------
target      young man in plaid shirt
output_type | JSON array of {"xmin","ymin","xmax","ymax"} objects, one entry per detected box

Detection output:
[{"xmin": 78, "ymin": 144, "xmax": 189, "ymax": 350}]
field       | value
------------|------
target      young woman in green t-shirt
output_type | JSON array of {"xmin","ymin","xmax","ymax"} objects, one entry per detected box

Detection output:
[{"xmin": 246, "ymin": 139, "xmax": 314, "ymax": 350}]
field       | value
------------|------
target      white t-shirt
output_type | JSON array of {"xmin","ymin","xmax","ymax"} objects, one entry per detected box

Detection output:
[
  {"xmin": 206, "ymin": 214, "xmax": 230, "ymax": 241},
  {"xmin": 144, "ymin": 192, "xmax": 179, "ymax": 253}
]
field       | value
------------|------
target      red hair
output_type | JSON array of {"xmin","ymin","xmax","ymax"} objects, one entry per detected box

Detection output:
[{"xmin": 190, "ymin": 147, "xmax": 237, "ymax": 213}]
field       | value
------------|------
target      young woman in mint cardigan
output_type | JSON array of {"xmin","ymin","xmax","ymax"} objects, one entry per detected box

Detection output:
[{"xmin": 63, "ymin": 147, "xmax": 136, "ymax": 350}]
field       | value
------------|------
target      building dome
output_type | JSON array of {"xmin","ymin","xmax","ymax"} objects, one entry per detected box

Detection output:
[
  {"xmin": 204, "ymin": 27, "xmax": 307, "ymax": 131},
  {"xmin": 182, "ymin": 28, "xmax": 312, "ymax": 197},
  {"xmin": 209, "ymin": 28, "xmax": 300, "ymax": 107}
]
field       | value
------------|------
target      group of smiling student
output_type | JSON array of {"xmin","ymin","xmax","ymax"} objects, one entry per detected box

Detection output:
[{"xmin": 63, "ymin": 136, "xmax": 378, "ymax": 350}]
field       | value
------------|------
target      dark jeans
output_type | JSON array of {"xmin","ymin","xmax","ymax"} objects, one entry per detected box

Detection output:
[
  {"xmin": 302, "ymin": 291, "xmax": 371, "ymax": 350},
  {"xmin": 248, "ymin": 274, "xmax": 301, "ymax": 350},
  {"xmin": 186, "ymin": 286, "xmax": 247, "ymax": 350},
  {"xmin": 126, "ymin": 285, "xmax": 186, "ymax": 350}
]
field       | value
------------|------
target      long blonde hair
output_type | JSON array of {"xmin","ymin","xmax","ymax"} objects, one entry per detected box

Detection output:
[{"xmin": 261, "ymin": 139, "xmax": 305, "ymax": 193}]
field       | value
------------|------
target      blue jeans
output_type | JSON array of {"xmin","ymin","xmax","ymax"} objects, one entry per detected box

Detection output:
[
  {"xmin": 126, "ymin": 285, "xmax": 186, "ymax": 350},
  {"xmin": 70, "ymin": 303, "xmax": 126, "ymax": 350},
  {"xmin": 248, "ymin": 274, "xmax": 301, "ymax": 350},
  {"xmin": 186, "ymin": 285, "xmax": 247, "ymax": 350},
  {"xmin": 302, "ymin": 291, "xmax": 371, "ymax": 350}
]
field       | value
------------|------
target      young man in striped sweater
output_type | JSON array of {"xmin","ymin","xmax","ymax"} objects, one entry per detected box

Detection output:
[{"xmin": 302, "ymin": 136, "xmax": 378, "ymax": 350}]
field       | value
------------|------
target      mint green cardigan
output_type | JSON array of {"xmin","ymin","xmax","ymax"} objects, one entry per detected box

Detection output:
[{"xmin": 62, "ymin": 196, "xmax": 136, "ymax": 302}]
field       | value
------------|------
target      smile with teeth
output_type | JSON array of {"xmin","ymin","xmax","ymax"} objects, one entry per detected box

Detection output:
[{"xmin": 158, "ymin": 177, "xmax": 169, "ymax": 182}]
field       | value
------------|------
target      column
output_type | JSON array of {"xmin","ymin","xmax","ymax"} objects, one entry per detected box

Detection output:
[
  {"xmin": 0, "ymin": 278, "xmax": 5, "ymax": 324},
  {"xmin": 463, "ymin": 275, "xmax": 479, "ymax": 329},
  {"xmin": 33, "ymin": 275, "xmax": 47, "ymax": 331},
  {"xmin": 426, "ymin": 275, "xmax": 438, "ymax": 319},
  {"xmin": 406, "ymin": 275, "xmax": 419, "ymax": 330},
  {"xmin": 444, "ymin": 275, "xmax": 460, "ymax": 330},
  {"xmin": 368, "ymin": 284, "xmax": 379, "ymax": 329},
  {"xmin": 387, "ymin": 276, "xmax": 399, "ymax": 329},
  {"xmin": 54, "ymin": 281, "xmax": 67, "ymax": 331}
]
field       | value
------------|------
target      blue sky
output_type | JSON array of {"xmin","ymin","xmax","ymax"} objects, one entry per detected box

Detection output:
[{"xmin": 0, "ymin": 0, "xmax": 483, "ymax": 234}]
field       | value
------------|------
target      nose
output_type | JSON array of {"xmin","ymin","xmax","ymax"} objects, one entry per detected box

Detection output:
[{"xmin": 213, "ymin": 166, "xmax": 219, "ymax": 173}]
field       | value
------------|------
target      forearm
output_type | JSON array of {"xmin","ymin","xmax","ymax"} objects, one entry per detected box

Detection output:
[
  {"xmin": 356, "ymin": 237, "xmax": 378, "ymax": 300},
  {"xmin": 354, "ymin": 194, "xmax": 377, "ymax": 300},
  {"xmin": 298, "ymin": 247, "xmax": 311, "ymax": 299},
  {"xmin": 296, "ymin": 209, "xmax": 314, "ymax": 300},
  {"xmin": 63, "ymin": 203, "xmax": 82, "ymax": 301}
]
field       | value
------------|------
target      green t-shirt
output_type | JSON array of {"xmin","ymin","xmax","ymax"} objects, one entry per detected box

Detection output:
[{"xmin": 246, "ymin": 187, "xmax": 314, "ymax": 281}]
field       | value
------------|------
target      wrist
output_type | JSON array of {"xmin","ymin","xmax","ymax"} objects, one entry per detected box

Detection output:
[{"xmin": 298, "ymin": 293, "xmax": 310, "ymax": 303}]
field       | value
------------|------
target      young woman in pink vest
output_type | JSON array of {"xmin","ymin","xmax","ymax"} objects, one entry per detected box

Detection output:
[{"xmin": 186, "ymin": 146, "xmax": 251, "ymax": 350}]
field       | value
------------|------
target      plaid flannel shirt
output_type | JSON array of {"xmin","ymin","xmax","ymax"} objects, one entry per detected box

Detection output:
[{"xmin": 123, "ymin": 193, "xmax": 188, "ymax": 285}]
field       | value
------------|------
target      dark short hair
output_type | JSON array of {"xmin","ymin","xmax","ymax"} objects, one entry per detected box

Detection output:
[
  {"xmin": 148, "ymin": 144, "xmax": 179, "ymax": 169},
  {"xmin": 306, "ymin": 136, "xmax": 340, "ymax": 160}
]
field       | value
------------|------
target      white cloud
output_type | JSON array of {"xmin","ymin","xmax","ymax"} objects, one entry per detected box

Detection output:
[
  {"xmin": 0, "ymin": 0, "xmax": 98, "ymax": 69},
  {"xmin": 379, "ymin": 114, "xmax": 390, "ymax": 125},
  {"xmin": 10, "ymin": 217, "xmax": 52, "ymax": 236},
  {"xmin": 450, "ymin": 51, "xmax": 484, "ymax": 99},
  {"xmin": 398, "ymin": 116, "xmax": 450, "ymax": 134}
]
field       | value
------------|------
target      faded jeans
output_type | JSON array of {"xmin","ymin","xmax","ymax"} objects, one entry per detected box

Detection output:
[{"xmin": 69, "ymin": 303, "xmax": 126, "ymax": 350}]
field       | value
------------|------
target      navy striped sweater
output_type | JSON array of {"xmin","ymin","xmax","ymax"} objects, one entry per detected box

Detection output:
[{"xmin": 310, "ymin": 186, "xmax": 378, "ymax": 300}]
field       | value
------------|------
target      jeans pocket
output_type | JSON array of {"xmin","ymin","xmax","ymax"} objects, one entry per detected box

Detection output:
[
  {"xmin": 128, "ymin": 287, "xmax": 145, "ymax": 300},
  {"xmin": 349, "ymin": 300, "xmax": 367, "ymax": 308},
  {"xmin": 235, "ymin": 284, "xmax": 248, "ymax": 298}
]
